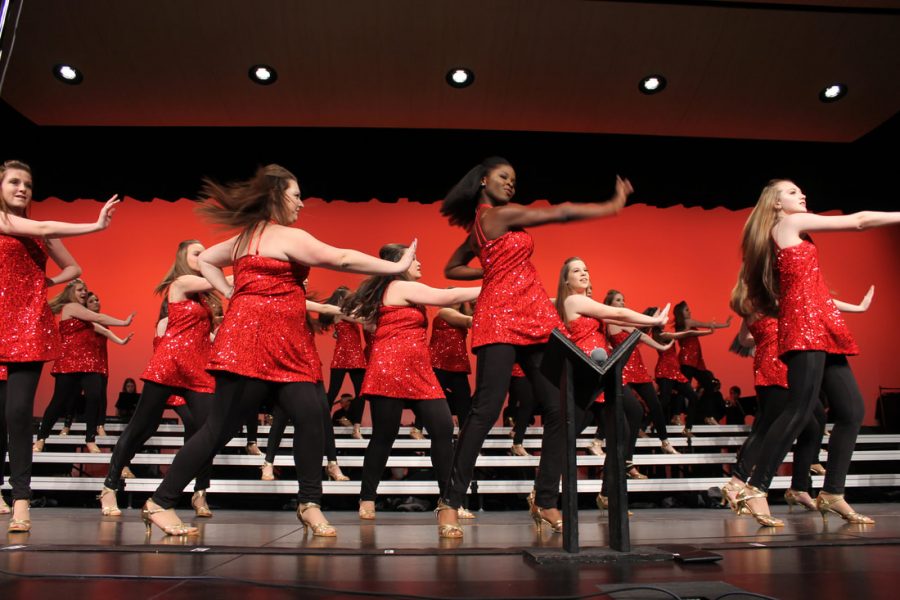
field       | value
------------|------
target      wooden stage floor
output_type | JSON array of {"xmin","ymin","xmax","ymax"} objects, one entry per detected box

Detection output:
[{"xmin": 2, "ymin": 504, "xmax": 899, "ymax": 599}]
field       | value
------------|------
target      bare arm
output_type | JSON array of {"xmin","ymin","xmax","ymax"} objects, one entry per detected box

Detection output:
[
  {"xmin": 281, "ymin": 228, "xmax": 417, "ymax": 276},
  {"xmin": 44, "ymin": 238, "xmax": 82, "ymax": 285},
  {"xmin": 738, "ymin": 319, "xmax": 755, "ymax": 348},
  {"xmin": 62, "ymin": 303, "xmax": 135, "ymax": 327},
  {"xmin": 437, "ymin": 307, "xmax": 473, "ymax": 328},
  {"xmin": 198, "ymin": 238, "xmax": 238, "ymax": 298},
  {"xmin": 384, "ymin": 281, "xmax": 481, "ymax": 308},
  {"xmin": 444, "ymin": 240, "xmax": 483, "ymax": 280},
  {"xmin": 168, "ymin": 274, "xmax": 218, "ymax": 303},
  {"xmin": 639, "ymin": 332, "xmax": 672, "ymax": 351},
  {"xmin": 833, "ymin": 284, "xmax": 875, "ymax": 313},
  {"xmin": 306, "ymin": 301, "xmax": 342, "ymax": 316},
  {"xmin": 775, "ymin": 211, "xmax": 900, "ymax": 247},
  {"xmin": 92, "ymin": 323, "xmax": 133, "ymax": 345},
  {"xmin": 0, "ymin": 196, "xmax": 120, "ymax": 238},
  {"xmin": 685, "ymin": 315, "xmax": 731, "ymax": 330},
  {"xmin": 567, "ymin": 295, "xmax": 668, "ymax": 328}
]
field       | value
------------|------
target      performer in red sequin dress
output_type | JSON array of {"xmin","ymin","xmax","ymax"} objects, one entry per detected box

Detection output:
[
  {"xmin": 34, "ymin": 280, "xmax": 134, "ymax": 453},
  {"xmin": 98, "ymin": 240, "xmax": 221, "ymax": 517},
  {"xmin": 0, "ymin": 159, "xmax": 120, "ymax": 532},
  {"xmin": 0, "ymin": 366, "xmax": 8, "ymax": 514},
  {"xmin": 143, "ymin": 165, "xmax": 416, "ymax": 537},
  {"xmin": 343, "ymin": 244, "xmax": 479, "ymax": 520},
  {"xmin": 555, "ymin": 258, "xmax": 669, "ymax": 498},
  {"xmin": 673, "ymin": 301, "xmax": 731, "ymax": 429},
  {"xmin": 320, "ymin": 286, "xmax": 368, "ymax": 439},
  {"xmin": 437, "ymin": 157, "xmax": 632, "ymax": 538},
  {"xmin": 429, "ymin": 301, "xmax": 474, "ymax": 427},
  {"xmin": 652, "ymin": 324, "xmax": 709, "ymax": 430},
  {"xmin": 734, "ymin": 179, "xmax": 898, "ymax": 525}
]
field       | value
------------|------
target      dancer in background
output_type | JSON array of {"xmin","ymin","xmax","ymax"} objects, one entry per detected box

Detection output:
[
  {"xmin": 734, "ymin": 179, "xmax": 898, "ymax": 526},
  {"xmin": 320, "ymin": 286, "xmax": 368, "ymax": 440},
  {"xmin": 0, "ymin": 159, "xmax": 119, "ymax": 532},
  {"xmin": 437, "ymin": 156, "xmax": 632, "ymax": 538},
  {"xmin": 429, "ymin": 299, "xmax": 474, "ymax": 428},
  {"xmin": 141, "ymin": 164, "xmax": 416, "ymax": 537},
  {"xmin": 674, "ymin": 301, "xmax": 730, "ymax": 429}
]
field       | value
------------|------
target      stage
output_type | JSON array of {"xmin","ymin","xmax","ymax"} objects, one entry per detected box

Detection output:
[{"xmin": 2, "ymin": 504, "xmax": 898, "ymax": 599}]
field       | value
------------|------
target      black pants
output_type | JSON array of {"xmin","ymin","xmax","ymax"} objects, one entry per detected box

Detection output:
[
  {"xmin": 629, "ymin": 381, "xmax": 669, "ymax": 442},
  {"xmin": 442, "ymin": 343, "xmax": 564, "ymax": 509},
  {"xmin": 0, "ymin": 381, "xmax": 6, "ymax": 489},
  {"xmin": 746, "ymin": 352, "xmax": 863, "ymax": 494},
  {"xmin": 39, "ymin": 372, "xmax": 105, "ymax": 442},
  {"xmin": 264, "ymin": 381, "xmax": 337, "ymax": 463},
  {"xmin": 152, "ymin": 373, "xmax": 324, "ymax": 508},
  {"xmin": 327, "ymin": 368, "xmax": 366, "ymax": 423},
  {"xmin": 509, "ymin": 375, "xmax": 537, "ymax": 445},
  {"xmin": 679, "ymin": 365, "xmax": 714, "ymax": 428},
  {"xmin": 581, "ymin": 387, "xmax": 642, "ymax": 463},
  {"xmin": 657, "ymin": 377, "xmax": 699, "ymax": 424},
  {"xmin": 434, "ymin": 369, "xmax": 473, "ymax": 429},
  {"xmin": 2, "ymin": 362, "xmax": 43, "ymax": 500},
  {"xmin": 104, "ymin": 381, "xmax": 214, "ymax": 492},
  {"xmin": 361, "ymin": 395, "xmax": 454, "ymax": 501}
]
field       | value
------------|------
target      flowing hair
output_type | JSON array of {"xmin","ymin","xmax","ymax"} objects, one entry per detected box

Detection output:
[
  {"xmin": 318, "ymin": 286, "xmax": 351, "ymax": 329},
  {"xmin": 341, "ymin": 244, "xmax": 410, "ymax": 324},
  {"xmin": 554, "ymin": 256, "xmax": 584, "ymax": 323},
  {"xmin": 48, "ymin": 278, "xmax": 86, "ymax": 314},
  {"xmin": 0, "ymin": 160, "xmax": 32, "ymax": 217},
  {"xmin": 440, "ymin": 156, "xmax": 511, "ymax": 229},
  {"xmin": 196, "ymin": 164, "xmax": 298, "ymax": 259},
  {"xmin": 155, "ymin": 239, "xmax": 223, "ymax": 320}
]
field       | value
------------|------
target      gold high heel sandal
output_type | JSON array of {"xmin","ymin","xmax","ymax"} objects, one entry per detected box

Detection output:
[
  {"xmin": 809, "ymin": 464, "xmax": 827, "ymax": 476},
  {"xmin": 358, "ymin": 500, "xmax": 376, "ymax": 520},
  {"xmin": 721, "ymin": 481, "xmax": 749, "ymax": 514},
  {"xmin": 141, "ymin": 500, "xmax": 199, "ymax": 536},
  {"xmin": 326, "ymin": 461, "xmax": 350, "ymax": 481},
  {"xmin": 245, "ymin": 442, "xmax": 262, "ymax": 456},
  {"xmin": 8, "ymin": 500, "xmax": 30, "ymax": 533},
  {"xmin": 409, "ymin": 427, "xmax": 425, "ymax": 440},
  {"xmin": 0, "ymin": 495, "xmax": 10, "ymax": 515},
  {"xmin": 457, "ymin": 507, "xmax": 476, "ymax": 519},
  {"xmin": 660, "ymin": 440, "xmax": 680, "ymax": 455},
  {"xmin": 191, "ymin": 490, "xmax": 213, "ymax": 518},
  {"xmin": 596, "ymin": 494, "xmax": 634, "ymax": 517},
  {"xmin": 435, "ymin": 500, "xmax": 463, "ymax": 539},
  {"xmin": 121, "ymin": 466, "xmax": 136, "ymax": 479},
  {"xmin": 735, "ymin": 485, "xmax": 783, "ymax": 527},
  {"xmin": 509, "ymin": 443, "xmax": 531, "ymax": 457},
  {"xmin": 587, "ymin": 439, "xmax": 605, "ymax": 457},
  {"xmin": 85, "ymin": 442, "xmax": 102, "ymax": 454},
  {"xmin": 260, "ymin": 461, "xmax": 276, "ymax": 481},
  {"xmin": 98, "ymin": 487, "xmax": 122, "ymax": 517},
  {"xmin": 815, "ymin": 492, "xmax": 874, "ymax": 525},
  {"xmin": 784, "ymin": 488, "xmax": 817, "ymax": 512},
  {"xmin": 530, "ymin": 502, "xmax": 563, "ymax": 533},
  {"xmin": 297, "ymin": 502, "xmax": 336, "ymax": 537},
  {"xmin": 32, "ymin": 439, "xmax": 45, "ymax": 453},
  {"xmin": 626, "ymin": 464, "xmax": 648, "ymax": 480},
  {"xmin": 351, "ymin": 424, "xmax": 363, "ymax": 440}
]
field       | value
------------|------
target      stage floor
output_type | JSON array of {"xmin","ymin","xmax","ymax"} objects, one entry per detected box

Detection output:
[{"xmin": 2, "ymin": 504, "xmax": 899, "ymax": 599}]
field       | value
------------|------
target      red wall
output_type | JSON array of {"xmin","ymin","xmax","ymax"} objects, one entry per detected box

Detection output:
[{"xmin": 31, "ymin": 197, "xmax": 900, "ymax": 424}]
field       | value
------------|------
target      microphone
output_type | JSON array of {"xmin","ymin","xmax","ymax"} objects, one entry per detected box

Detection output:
[{"xmin": 590, "ymin": 347, "xmax": 609, "ymax": 364}]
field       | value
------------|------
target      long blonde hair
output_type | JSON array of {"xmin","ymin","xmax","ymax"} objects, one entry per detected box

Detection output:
[
  {"xmin": 554, "ymin": 256, "xmax": 584, "ymax": 323},
  {"xmin": 155, "ymin": 239, "xmax": 223, "ymax": 319},
  {"xmin": 730, "ymin": 179, "xmax": 790, "ymax": 318},
  {"xmin": 48, "ymin": 278, "xmax": 86, "ymax": 314},
  {"xmin": 0, "ymin": 160, "xmax": 32, "ymax": 217}
]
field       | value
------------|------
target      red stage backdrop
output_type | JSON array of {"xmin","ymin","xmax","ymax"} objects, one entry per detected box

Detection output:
[{"xmin": 31, "ymin": 196, "xmax": 900, "ymax": 425}]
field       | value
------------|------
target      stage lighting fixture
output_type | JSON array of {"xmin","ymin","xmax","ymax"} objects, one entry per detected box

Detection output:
[
  {"xmin": 446, "ymin": 67, "xmax": 474, "ymax": 88},
  {"xmin": 639, "ymin": 75, "xmax": 667, "ymax": 95},
  {"xmin": 249, "ymin": 64, "xmax": 278, "ymax": 85},
  {"xmin": 53, "ymin": 64, "xmax": 83, "ymax": 85},
  {"xmin": 819, "ymin": 83, "xmax": 847, "ymax": 103}
]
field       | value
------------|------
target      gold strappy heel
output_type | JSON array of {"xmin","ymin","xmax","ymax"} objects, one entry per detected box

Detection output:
[
  {"xmin": 435, "ymin": 500, "xmax": 463, "ymax": 539},
  {"xmin": 191, "ymin": 490, "xmax": 213, "ymax": 518},
  {"xmin": 297, "ymin": 502, "xmax": 337, "ymax": 537},
  {"xmin": 735, "ymin": 485, "xmax": 783, "ymax": 527},
  {"xmin": 98, "ymin": 486, "xmax": 122, "ymax": 517},
  {"xmin": 815, "ymin": 492, "xmax": 874, "ymax": 525},
  {"xmin": 141, "ymin": 500, "xmax": 199, "ymax": 536}
]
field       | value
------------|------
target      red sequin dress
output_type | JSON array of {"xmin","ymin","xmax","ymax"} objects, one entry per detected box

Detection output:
[
  {"xmin": 301, "ymin": 319, "xmax": 324, "ymax": 383},
  {"xmin": 655, "ymin": 345, "xmax": 688, "ymax": 383},
  {"xmin": 678, "ymin": 336, "xmax": 707, "ymax": 371},
  {"xmin": 511, "ymin": 363, "xmax": 526, "ymax": 378},
  {"xmin": 142, "ymin": 298, "xmax": 215, "ymax": 393},
  {"xmin": 748, "ymin": 316, "xmax": 787, "ymax": 388},
  {"xmin": 776, "ymin": 240, "xmax": 858, "ymax": 357},
  {"xmin": 207, "ymin": 255, "xmax": 318, "ymax": 383},
  {"xmin": 470, "ymin": 206, "xmax": 562, "ymax": 348},
  {"xmin": 565, "ymin": 315, "xmax": 609, "ymax": 403},
  {"xmin": 429, "ymin": 316, "xmax": 471, "ymax": 373},
  {"xmin": 362, "ymin": 304, "xmax": 444, "ymax": 400},
  {"xmin": 331, "ymin": 320, "xmax": 366, "ymax": 369},
  {"xmin": 51, "ymin": 318, "xmax": 108, "ymax": 376},
  {"xmin": 0, "ymin": 234, "xmax": 59, "ymax": 363},
  {"xmin": 609, "ymin": 330, "xmax": 653, "ymax": 384},
  {"xmin": 0, "ymin": 365, "xmax": 7, "ymax": 380}
]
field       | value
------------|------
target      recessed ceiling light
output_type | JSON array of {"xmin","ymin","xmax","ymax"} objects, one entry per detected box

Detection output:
[
  {"xmin": 446, "ymin": 67, "xmax": 474, "ymax": 89},
  {"xmin": 249, "ymin": 64, "xmax": 278, "ymax": 85},
  {"xmin": 53, "ymin": 64, "xmax": 83, "ymax": 85},
  {"xmin": 819, "ymin": 83, "xmax": 847, "ymax": 103},
  {"xmin": 639, "ymin": 75, "xmax": 667, "ymax": 95}
]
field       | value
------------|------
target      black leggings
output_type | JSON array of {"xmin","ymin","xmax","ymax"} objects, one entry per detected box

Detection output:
[
  {"xmin": 264, "ymin": 381, "xmax": 338, "ymax": 463},
  {"xmin": 580, "ymin": 387, "xmax": 643, "ymax": 464},
  {"xmin": 0, "ymin": 381, "xmax": 6, "ymax": 489},
  {"xmin": 657, "ymin": 378, "xmax": 699, "ymax": 424},
  {"xmin": 104, "ymin": 381, "xmax": 214, "ymax": 492},
  {"xmin": 629, "ymin": 381, "xmax": 669, "ymax": 442},
  {"xmin": 361, "ymin": 396, "xmax": 454, "ymax": 501},
  {"xmin": 2, "ymin": 362, "xmax": 43, "ymax": 500},
  {"xmin": 152, "ymin": 373, "xmax": 325, "ymax": 508},
  {"xmin": 679, "ymin": 365, "xmax": 715, "ymax": 428},
  {"xmin": 509, "ymin": 375, "xmax": 537, "ymax": 445},
  {"xmin": 39, "ymin": 372, "xmax": 105, "ymax": 442},
  {"xmin": 434, "ymin": 369, "xmax": 473, "ymax": 429},
  {"xmin": 442, "ymin": 343, "xmax": 564, "ymax": 509},
  {"xmin": 745, "ymin": 352, "xmax": 863, "ymax": 494},
  {"xmin": 327, "ymin": 368, "xmax": 366, "ymax": 423}
]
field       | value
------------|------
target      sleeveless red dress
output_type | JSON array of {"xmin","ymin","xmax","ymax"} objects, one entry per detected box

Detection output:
[
  {"xmin": 51, "ymin": 318, "xmax": 108, "ymax": 376},
  {"xmin": 748, "ymin": 316, "xmax": 787, "ymax": 388},
  {"xmin": 301, "ymin": 319, "xmax": 324, "ymax": 383},
  {"xmin": 0, "ymin": 234, "xmax": 59, "ymax": 363},
  {"xmin": 331, "ymin": 320, "xmax": 366, "ymax": 370},
  {"xmin": 143, "ymin": 298, "xmax": 215, "ymax": 393},
  {"xmin": 207, "ymin": 254, "xmax": 318, "ymax": 383},
  {"xmin": 470, "ymin": 205, "xmax": 562, "ymax": 349},
  {"xmin": 678, "ymin": 336, "xmax": 707, "ymax": 371},
  {"xmin": 655, "ymin": 345, "xmax": 688, "ymax": 383},
  {"xmin": 609, "ymin": 329, "xmax": 653, "ymax": 385},
  {"xmin": 776, "ymin": 240, "xmax": 858, "ymax": 357},
  {"xmin": 430, "ymin": 316, "xmax": 471, "ymax": 373},
  {"xmin": 362, "ymin": 304, "xmax": 444, "ymax": 400}
]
